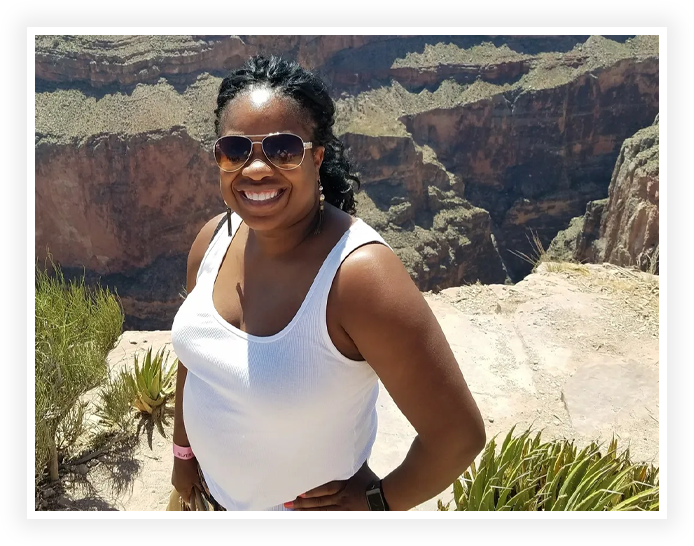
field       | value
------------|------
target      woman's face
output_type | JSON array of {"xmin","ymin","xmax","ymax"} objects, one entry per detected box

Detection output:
[{"xmin": 217, "ymin": 88, "xmax": 324, "ymax": 233}]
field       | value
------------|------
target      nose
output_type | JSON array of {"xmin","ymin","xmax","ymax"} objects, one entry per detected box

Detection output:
[{"xmin": 241, "ymin": 141, "xmax": 273, "ymax": 180}]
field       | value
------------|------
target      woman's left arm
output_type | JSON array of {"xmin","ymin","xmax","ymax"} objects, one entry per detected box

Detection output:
[{"xmin": 291, "ymin": 243, "xmax": 486, "ymax": 511}]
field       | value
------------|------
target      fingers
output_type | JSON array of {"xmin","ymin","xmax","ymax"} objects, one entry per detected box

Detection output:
[
  {"xmin": 172, "ymin": 477, "xmax": 195, "ymax": 503},
  {"xmin": 178, "ymin": 487, "xmax": 192, "ymax": 504},
  {"xmin": 293, "ymin": 505, "xmax": 342, "ymax": 511},
  {"xmin": 299, "ymin": 480, "xmax": 346, "ymax": 499},
  {"xmin": 287, "ymin": 492, "xmax": 342, "ymax": 510}
]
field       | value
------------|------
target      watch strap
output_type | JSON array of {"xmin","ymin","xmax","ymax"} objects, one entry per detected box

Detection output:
[
  {"xmin": 379, "ymin": 480, "xmax": 390, "ymax": 511},
  {"xmin": 366, "ymin": 479, "xmax": 390, "ymax": 511}
]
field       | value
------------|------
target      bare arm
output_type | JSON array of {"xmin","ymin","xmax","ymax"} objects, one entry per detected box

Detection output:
[
  {"xmin": 171, "ymin": 214, "xmax": 225, "ymax": 502},
  {"xmin": 334, "ymin": 243, "xmax": 486, "ymax": 511},
  {"xmin": 172, "ymin": 213, "xmax": 226, "ymax": 449}
]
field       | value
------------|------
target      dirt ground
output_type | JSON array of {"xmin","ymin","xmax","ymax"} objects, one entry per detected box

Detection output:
[{"xmin": 35, "ymin": 262, "xmax": 659, "ymax": 511}]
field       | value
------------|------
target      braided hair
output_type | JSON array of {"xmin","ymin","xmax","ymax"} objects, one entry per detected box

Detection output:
[{"xmin": 214, "ymin": 55, "xmax": 360, "ymax": 215}]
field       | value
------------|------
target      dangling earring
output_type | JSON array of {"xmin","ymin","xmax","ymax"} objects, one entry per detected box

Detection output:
[
  {"xmin": 226, "ymin": 206, "xmax": 232, "ymax": 237},
  {"xmin": 314, "ymin": 179, "xmax": 325, "ymax": 235}
]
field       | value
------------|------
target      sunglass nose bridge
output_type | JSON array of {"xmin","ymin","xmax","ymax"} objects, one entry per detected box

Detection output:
[
  {"xmin": 243, "ymin": 157, "xmax": 274, "ymax": 174},
  {"xmin": 246, "ymin": 140, "xmax": 273, "ymax": 169}
]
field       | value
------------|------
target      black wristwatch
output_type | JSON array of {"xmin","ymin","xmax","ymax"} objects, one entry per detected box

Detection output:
[{"xmin": 365, "ymin": 480, "xmax": 390, "ymax": 511}]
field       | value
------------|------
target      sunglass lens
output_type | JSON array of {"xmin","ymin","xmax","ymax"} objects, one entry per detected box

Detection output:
[
  {"xmin": 263, "ymin": 134, "xmax": 305, "ymax": 169},
  {"xmin": 215, "ymin": 137, "xmax": 252, "ymax": 171}
]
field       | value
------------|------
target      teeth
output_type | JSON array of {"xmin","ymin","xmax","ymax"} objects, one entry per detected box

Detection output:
[{"xmin": 243, "ymin": 190, "xmax": 280, "ymax": 202}]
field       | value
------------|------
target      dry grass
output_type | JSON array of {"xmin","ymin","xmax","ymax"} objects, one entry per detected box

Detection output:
[
  {"xmin": 543, "ymin": 262, "xmax": 591, "ymax": 275},
  {"xmin": 564, "ymin": 263, "xmax": 659, "ymax": 338},
  {"xmin": 509, "ymin": 230, "xmax": 550, "ymax": 272},
  {"xmin": 645, "ymin": 246, "xmax": 660, "ymax": 276},
  {"xmin": 591, "ymin": 265, "xmax": 658, "ymax": 315},
  {"xmin": 511, "ymin": 229, "xmax": 594, "ymax": 277}
]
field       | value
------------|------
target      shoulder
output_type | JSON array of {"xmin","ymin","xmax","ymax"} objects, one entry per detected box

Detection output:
[
  {"xmin": 332, "ymin": 232, "xmax": 430, "ymax": 328},
  {"xmin": 336, "ymin": 237, "xmax": 403, "ymax": 288},
  {"xmin": 330, "ymin": 233, "xmax": 447, "ymax": 379},
  {"xmin": 186, "ymin": 212, "xmax": 227, "ymax": 291},
  {"xmin": 334, "ymin": 215, "xmax": 399, "ymax": 284}
]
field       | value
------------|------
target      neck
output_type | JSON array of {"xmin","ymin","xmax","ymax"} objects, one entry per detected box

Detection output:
[{"xmin": 246, "ymin": 202, "xmax": 324, "ymax": 259}]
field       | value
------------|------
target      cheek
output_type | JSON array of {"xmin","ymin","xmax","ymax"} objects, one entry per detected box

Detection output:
[
  {"xmin": 290, "ymin": 173, "xmax": 318, "ymax": 198},
  {"xmin": 219, "ymin": 174, "xmax": 240, "ymax": 203}
]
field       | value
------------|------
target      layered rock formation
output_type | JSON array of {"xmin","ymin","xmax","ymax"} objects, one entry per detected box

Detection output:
[
  {"xmin": 547, "ymin": 116, "xmax": 659, "ymax": 273},
  {"xmin": 599, "ymin": 117, "xmax": 659, "ymax": 271},
  {"xmin": 35, "ymin": 35, "xmax": 389, "ymax": 90},
  {"xmin": 35, "ymin": 34, "xmax": 659, "ymax": 328},
  {"xmin": 35, "ymin": 35, "xmax": 592, "ymax": 92},
  {"xmin": 342, "ymin": 133, "xmax": 508, "ymax": 288},
  {"xmin": 399, "ymin": 40, "xmax": 658, "ymax": 278}
]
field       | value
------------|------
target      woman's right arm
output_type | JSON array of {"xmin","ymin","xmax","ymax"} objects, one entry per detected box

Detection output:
[{"xmin": 171, "ymin": 213, "xmax": 226, "ymax": 502}]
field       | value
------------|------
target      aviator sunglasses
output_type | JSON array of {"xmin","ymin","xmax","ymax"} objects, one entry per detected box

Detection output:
[{"xmin": 213, "ymin": 133, "xmax": 313, "ymax": 172}]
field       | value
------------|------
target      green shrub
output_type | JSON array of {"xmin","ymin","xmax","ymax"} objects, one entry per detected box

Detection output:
[
  {"xmin": 95, "ymin": 369, "xmax": 137, "ymax": 433},
  {"xmin": 35, "ymin": 256, "xmax": 124, "ymax": 481},
  {"xmin": 95, "ymin": 346, "xmax": 177, "ymax": 440},
  {"xmin": 439, "ymin": 426, "xmax": 659, "ymax": 511}
]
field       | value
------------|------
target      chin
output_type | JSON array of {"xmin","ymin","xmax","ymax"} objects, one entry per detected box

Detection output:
[{"xmin": 242, "ymin": 215, "xmax": 284, "ymax": 232}]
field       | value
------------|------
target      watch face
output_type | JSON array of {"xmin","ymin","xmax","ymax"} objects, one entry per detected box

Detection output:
[{"xmin": 366, "ymin": 489, "xmax": 387, "ymax": 511}]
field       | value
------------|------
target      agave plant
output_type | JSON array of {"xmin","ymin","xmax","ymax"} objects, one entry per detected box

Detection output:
[
  {"xmin": 439, "ymin": 426, "xmax": 658, "ymax": 511},
  {"xmin": 125, "ymin": 347, "xmax": 177, "ymax": 415}
]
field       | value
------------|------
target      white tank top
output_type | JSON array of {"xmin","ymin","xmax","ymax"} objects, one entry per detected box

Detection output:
[{"xmin": 171, "ymin": 212, "xmax": 390, "ymax": 511}]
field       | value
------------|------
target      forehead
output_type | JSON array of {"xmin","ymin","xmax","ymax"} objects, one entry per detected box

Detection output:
[{"xmin": 219, "ymin": 89, "xmax": 313, "ymax": 138}]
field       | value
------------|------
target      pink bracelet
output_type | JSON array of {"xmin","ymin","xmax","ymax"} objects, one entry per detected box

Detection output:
[{"xmin": 173, "ymin": 443, "xmax": 195, "ymax": 460}]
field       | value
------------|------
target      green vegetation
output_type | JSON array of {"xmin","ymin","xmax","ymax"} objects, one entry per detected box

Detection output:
[
  {"xmin": 334, "ymin": 79, "xmax": 512, "ymax": 137},
  {"xmin": 127, "ymin": 347, "xmax": 177, "ymax": 418},
  {"xmin": 95, "ymin": 369, "xmax": 137, "ymax": 433},
  {"xmin": 35, "ymin": 35, "xmax": 202, "ymax": 57},
  {"xmin": 35, "ymin": 256, "xmax": 124, "ymax": 481},
  {"xmin": 439, "ymin": 426, "xmax": 658, "ymax": 511},
  {"xmin": 95, "ymin": 346, "xmax": 177, "ymax": 439},
  {"xmin": 392, "ymin": 42, "xmax": 531, "ymax": 69}
]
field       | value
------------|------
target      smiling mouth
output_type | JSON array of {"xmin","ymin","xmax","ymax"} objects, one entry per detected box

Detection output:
[{"xmin": 239, "ymin": 188, "xmax": 287, "ymax": 205}]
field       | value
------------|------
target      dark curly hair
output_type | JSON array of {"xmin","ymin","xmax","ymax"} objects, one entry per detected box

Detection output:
[{"xmin": 214, "ymin": 55, "xmax": 360, "ymax": 215}]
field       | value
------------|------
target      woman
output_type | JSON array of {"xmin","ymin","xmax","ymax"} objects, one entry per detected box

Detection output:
[{"xmin": 170, "ymin": 55, "xmax": 486, "ymax": 511}]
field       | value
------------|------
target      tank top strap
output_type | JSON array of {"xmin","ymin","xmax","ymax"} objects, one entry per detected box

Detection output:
[
  {"xmin": 312, "ymin": 218, "xmax": 393, "ymax": 305},
  {"xmin": 196, "ymin": 212, "xmax": 242, "ymax": 284}
]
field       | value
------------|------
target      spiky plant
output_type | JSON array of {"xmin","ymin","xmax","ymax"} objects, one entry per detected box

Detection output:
[
  {"xmin": 126, "ymin": 347, "xmax": 177, "ymax": 416},
  {"xmin": 439, "ymin": 426, "xmax": 659, "ymax": 511}
]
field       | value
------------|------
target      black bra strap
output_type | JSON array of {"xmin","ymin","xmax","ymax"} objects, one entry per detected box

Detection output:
[{"xmin": 209, "ymin": 214, "xmax": 228, "ymax": 248}]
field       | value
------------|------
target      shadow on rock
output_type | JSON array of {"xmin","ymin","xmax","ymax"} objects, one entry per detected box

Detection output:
[
  {"xmin": 52, "ymin": 494, "xmax": 120, "ymax": 511},
  {"xmin": 92, "ymin": 434, "xmax": 141, "ymax": 498},
  {"xmin": 136, "ymin": 405, "xmax": 174, "ymax": 450},
  {"xmin": 36, "ymin": 433, "xmax": 142, "ymax": 511}
]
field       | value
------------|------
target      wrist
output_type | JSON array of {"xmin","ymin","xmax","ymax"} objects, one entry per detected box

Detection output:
[
  {"xmin": 365, "ymin": 479, "xmax": 390, "ymax": 511},
  {"xmin": 379, "ymin": 479, "xmax": 390, "ymax": 511},
  {"xmin": 379, "ymin": 473, "xmax": 414, "ymax": 511},
  {"xmin": 173, "ymin": 443, "xmax": 195, "ymax": 460}
]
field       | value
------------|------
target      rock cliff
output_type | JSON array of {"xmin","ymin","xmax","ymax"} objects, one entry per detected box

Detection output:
[
  {"xmin": 547, "ymin": 115, "xmax": 659, "ymax": 273},
  {"xmin": 35, "ymin": 34, "xmax": 659, "ymax": 328}
]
